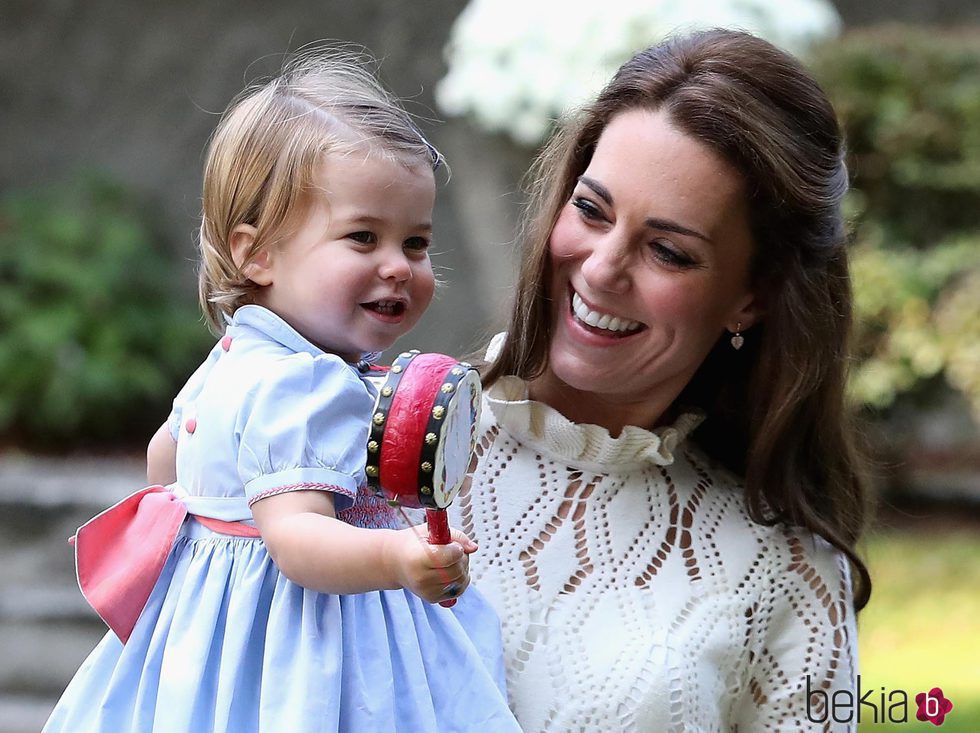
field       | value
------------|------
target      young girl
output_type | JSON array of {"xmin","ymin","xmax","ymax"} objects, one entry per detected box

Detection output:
[{"xmin": 44, "ymin": 52, "xmax": 519, "ymax": 733}]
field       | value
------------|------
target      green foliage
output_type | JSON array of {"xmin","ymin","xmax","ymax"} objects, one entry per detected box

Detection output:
[
  {"xmin": 848, "ymin": 236, "xmax": 980, "ymax": 413},
  {"xmin": 809, "ymin": 28, "xmax": 980, "ymax": 417},
  {"xmin": 0, "ymin": 176, "xmax": 213, "ymax": 450}
]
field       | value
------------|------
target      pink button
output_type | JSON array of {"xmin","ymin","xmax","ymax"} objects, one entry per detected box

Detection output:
[
  {"xmin": 221, "ymin": 336, "xmax": 232, "ymax": 351},
  {"xmin": 185, "ymin": 418, "xmax": 197, "ymax": 434}
]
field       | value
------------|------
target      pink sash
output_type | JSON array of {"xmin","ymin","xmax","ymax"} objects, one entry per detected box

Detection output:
[{"xmin": 71, "ymin": 486, "xmax": 260, "ymax": 643}]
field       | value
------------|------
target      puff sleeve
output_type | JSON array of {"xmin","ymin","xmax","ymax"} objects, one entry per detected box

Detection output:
[{"xmin": 236, "ymin": 352, "xmax": 374, "ymax": 511}]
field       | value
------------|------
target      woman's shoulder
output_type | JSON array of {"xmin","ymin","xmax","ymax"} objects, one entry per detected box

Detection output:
[{"xmin": 669, "ymin": 442, "xmax": 850, "ymax": 579}]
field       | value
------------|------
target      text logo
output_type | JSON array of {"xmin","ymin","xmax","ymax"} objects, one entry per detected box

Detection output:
[{"xmin": 806, "ymin": 676, "xmax": 954, "ymax": 726}]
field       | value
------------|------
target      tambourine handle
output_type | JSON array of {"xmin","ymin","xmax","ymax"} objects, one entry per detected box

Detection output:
[{"xmin": 426, "ymin": 508, "xmax": 457, "ymax": 608}]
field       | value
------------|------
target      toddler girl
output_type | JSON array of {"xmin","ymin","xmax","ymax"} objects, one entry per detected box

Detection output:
[{"xmin": 44, "ymin": 51, "xmax": 519, "ymax": 733}]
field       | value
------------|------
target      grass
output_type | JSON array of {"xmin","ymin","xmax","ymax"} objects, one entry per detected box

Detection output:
[{"xmin": 857, "ymin": 529, "xmax": 980, "ymax": 731}]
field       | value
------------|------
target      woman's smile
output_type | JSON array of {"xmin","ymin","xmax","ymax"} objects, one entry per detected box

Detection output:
[{"xmin": 568, "ymin": 287, "xmax": 645, "ymax": 336}]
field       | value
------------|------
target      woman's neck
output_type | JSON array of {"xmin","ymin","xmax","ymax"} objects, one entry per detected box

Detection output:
[{"xmin": 526, "ymin": 371, "xmax": 675, "ymax": 438}]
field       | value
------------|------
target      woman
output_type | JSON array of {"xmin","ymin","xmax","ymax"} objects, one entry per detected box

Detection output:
[{"xmin": 450, "ymin": 29, "xmax": 870, "ymax": 731}]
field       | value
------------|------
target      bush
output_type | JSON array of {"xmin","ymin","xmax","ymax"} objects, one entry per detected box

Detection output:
[
  {"xmin": 0, "ymin": 176, "xmax": 213, "ymax": 451},
  {"xmin": 809, "ymin": 27, "xmax": 980, "ymax": 418}
]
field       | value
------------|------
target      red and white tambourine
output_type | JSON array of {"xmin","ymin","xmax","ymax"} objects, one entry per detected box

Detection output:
[{"xmin": 365, "ymin": 350, "xmax": 481, "ymax": 606}]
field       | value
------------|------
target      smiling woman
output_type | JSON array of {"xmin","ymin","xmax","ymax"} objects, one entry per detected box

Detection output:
[
  {"xmin": 535, "ymin": 108, "xmax": 759, "ymax": 435},
  {"xmin": 452, "ymin": 28, "xmax": 871, "ymax": 732}
]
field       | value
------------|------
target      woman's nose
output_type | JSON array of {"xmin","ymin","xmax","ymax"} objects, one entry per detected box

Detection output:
[
  {"xmin": 580, "ymin": 235, "xmax": 630, "ymax": 294},
  {"xmin": 378, "ymin": 248, "xmax": 412, "ymax": 281}
]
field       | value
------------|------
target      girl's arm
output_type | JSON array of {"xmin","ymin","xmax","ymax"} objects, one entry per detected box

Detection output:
[
  {"xmin": 147, "ymin": 422, "xmax": 177, "ymax": 486},
  {"xmin": 251, "ymin": 489, "xmax": 477, "ymax": 603}
]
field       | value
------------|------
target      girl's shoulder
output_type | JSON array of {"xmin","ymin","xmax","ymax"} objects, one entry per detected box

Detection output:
[
  {"xmin": 220, "ymin": 305, "xmax": 374, "ymax": 396},
  {"xmin": 229, "ymin": 347, "xmax": 374, "ymax": 427}
]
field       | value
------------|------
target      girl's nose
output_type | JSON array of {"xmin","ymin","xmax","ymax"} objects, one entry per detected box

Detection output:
[
  {"xmin": 378, "ymin": 248, "xmax": 413, "ymax": 281},
  {"xmin": 580, "ymin": 235, "xmax": 630, "ymax": 294}
]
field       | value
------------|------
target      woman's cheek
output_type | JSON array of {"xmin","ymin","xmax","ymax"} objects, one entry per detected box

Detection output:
[
  {"xmin": 625, "ymin": 266, "xmax": 700, "ymax": 326},
  {"xmin": 548, "ymin": 207, "xmax": 582, "ymax": 260}
]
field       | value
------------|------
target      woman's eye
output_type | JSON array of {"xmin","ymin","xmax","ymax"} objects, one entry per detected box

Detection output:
[
  {"xmin": 403, "ymin": 236, "xmax": 430, "ymax": 252},
  {"xmin": 650, "ymin": 241, "xmax": 696, "ymax": 268},
  {"xmin": 348, "ymin": 231, "xmax": 376, "ymax": 244},
  {"xmin": 571, "ymin": 197, "xmax": 603, "ymax": 221}
]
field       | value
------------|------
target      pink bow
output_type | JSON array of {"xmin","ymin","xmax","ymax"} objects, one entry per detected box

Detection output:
[{"xmin": 71, "ymin": 485, "xmax": 259, "ymax": 643}]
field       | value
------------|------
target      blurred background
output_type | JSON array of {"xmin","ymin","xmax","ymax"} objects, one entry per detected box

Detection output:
[{"xmin": 1, "ymin": 0, "xmax": 978, "ymax": 730}]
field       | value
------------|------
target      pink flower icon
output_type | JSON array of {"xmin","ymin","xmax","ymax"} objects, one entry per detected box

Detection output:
[{"xmin": 916, "ymin": 688, "xmax": 953, "ymax": 726}]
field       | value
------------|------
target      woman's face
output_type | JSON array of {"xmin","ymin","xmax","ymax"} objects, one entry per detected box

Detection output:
[{"xmin": 541, "ymin": 108, "xmax": 761, "ymax": 424}]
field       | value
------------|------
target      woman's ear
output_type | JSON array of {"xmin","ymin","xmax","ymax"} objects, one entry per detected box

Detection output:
[
  {"xmin": 229, "ymin": 224, "xmax": 274, "ymax": 286},
  {"xmin": 727, "ymin": 291, "xmax": 765, "ymax": 334}
]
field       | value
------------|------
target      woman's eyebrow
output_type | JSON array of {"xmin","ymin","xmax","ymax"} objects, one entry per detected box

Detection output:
[
  {"xmin": 577, "ymin": 175, "xmax": 713, "ymax": 243},
  {"xmin": 578, "ymin": 175, "xmax": 614, "ymax": 206}
]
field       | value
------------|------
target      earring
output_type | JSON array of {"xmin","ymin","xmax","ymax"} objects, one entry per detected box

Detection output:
[{"xmin": 730, "ymin": 322, "xmax": 744, "ymax": 351}]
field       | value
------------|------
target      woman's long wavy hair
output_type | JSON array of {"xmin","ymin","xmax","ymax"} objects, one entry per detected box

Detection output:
[{"xmin": 484, "ymin": 29, "xmax": 872, "ymax": 610}]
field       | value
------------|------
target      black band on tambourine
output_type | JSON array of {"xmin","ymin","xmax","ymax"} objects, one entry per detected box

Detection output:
[{"xmin": 365, "ymin": 349, "xmax": 420, "ymax": 500}]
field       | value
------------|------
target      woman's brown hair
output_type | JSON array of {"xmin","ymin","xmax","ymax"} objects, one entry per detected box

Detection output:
[{"xmin": 485, "ymin": 29, "xmax": 872, "ymax": 610}]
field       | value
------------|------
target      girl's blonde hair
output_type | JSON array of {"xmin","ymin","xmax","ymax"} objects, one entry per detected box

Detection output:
[{"xmin": 198, "ymin": 48, "xmax": 442, "ymax": 333}]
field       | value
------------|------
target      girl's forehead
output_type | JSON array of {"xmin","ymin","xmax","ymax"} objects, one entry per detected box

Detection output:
[{"xmin": 307, "ymin": 149, "xmax": 435, "ymax": 222}]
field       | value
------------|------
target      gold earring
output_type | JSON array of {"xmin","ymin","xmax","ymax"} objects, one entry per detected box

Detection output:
[{"xmin": 730, "ymin": 322, "xmax": 744, "ymax": 351}]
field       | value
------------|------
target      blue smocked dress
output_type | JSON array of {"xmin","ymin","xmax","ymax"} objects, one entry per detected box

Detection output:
[{"xmin": 44, "ymin": 305, "xmax": 519, "ymax": 733}]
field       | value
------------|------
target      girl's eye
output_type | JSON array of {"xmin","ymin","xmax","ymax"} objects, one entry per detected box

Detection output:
[
  {"xmin": 348, "ymin": 231, "xmax": 376, "ymax": 244},
  {"xmin": 571, "ymin": 197, "xmax": 604, "ymax": 221},
  {"xmin": 403, "ymin": 236, "xmax": 430, "ymax": 252},
  {"xmin": 650, "ymin": 241, "xmax": 697, "ymax": 269}
]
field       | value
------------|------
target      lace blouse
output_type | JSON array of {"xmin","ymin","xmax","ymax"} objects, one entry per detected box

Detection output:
[{"xmin": 449, "ymin": 372, "xmax": 858, "ymax": 732}]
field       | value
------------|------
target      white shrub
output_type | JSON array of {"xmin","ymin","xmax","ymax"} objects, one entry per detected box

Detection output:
[{"xmin": 437, "ymin": 0, "xmax": 842, "ymax": 145}]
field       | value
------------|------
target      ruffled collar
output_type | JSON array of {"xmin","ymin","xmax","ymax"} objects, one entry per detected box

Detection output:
[{"xmin": 484, "ymin": 375, "xmax": 704, "ymax": 473}]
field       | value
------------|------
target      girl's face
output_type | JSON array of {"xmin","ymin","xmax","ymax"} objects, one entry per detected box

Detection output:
[
  {"xmin": 247, "ymin": 150, "xmax": 436, "ymax": 361},
  {"xmin": 538, "ymin": 108, "xmax": 761, "ymax": 429}
]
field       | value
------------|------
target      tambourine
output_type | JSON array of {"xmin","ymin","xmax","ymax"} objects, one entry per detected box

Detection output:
[{"xmin": 365, "ymin": 350, "xmax": 481, "ymax": 606}]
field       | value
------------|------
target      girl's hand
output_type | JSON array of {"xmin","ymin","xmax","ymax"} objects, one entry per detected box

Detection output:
[{"xmin": 383, "ymin": 525, "xmax": 478, "ymax": 604}]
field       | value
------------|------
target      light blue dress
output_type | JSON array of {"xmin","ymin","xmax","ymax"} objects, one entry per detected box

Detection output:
[{"xmin": 44, "ymin": 305, "xmax": 520, "ymax": 733}]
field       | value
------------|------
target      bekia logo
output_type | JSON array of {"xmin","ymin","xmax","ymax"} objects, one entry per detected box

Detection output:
[
  {"xmin": 915, "ymin": 688, "xmax": 954, "ymax": 727},
  {"xmin": 807, "ymin": 676, "xmax": 955, "ymax": 726}
]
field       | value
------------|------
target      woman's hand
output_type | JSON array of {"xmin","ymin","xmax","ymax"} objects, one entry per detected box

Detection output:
[{"xmin": 383, "ymin": 525, "xmax": 477, "ymax": 603}]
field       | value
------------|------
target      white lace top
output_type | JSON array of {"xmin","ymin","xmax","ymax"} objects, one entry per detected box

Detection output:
[{"xmin": 450, "ymin": 370, "xmax": 858, "ymax": 732}]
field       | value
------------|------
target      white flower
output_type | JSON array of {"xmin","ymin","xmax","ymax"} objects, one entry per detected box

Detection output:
[{"xmin": 436, "ymin": 0, "xmax": 842, "ymax": 145}]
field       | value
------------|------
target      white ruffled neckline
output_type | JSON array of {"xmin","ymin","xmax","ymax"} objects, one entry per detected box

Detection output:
[
  {"xmin": 481, "ymin": 330, "xmax": 703, "ymax": 472},
  {"xmin": 485, "ymin": 377, "xmax": 703, "ymax": 472}
]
